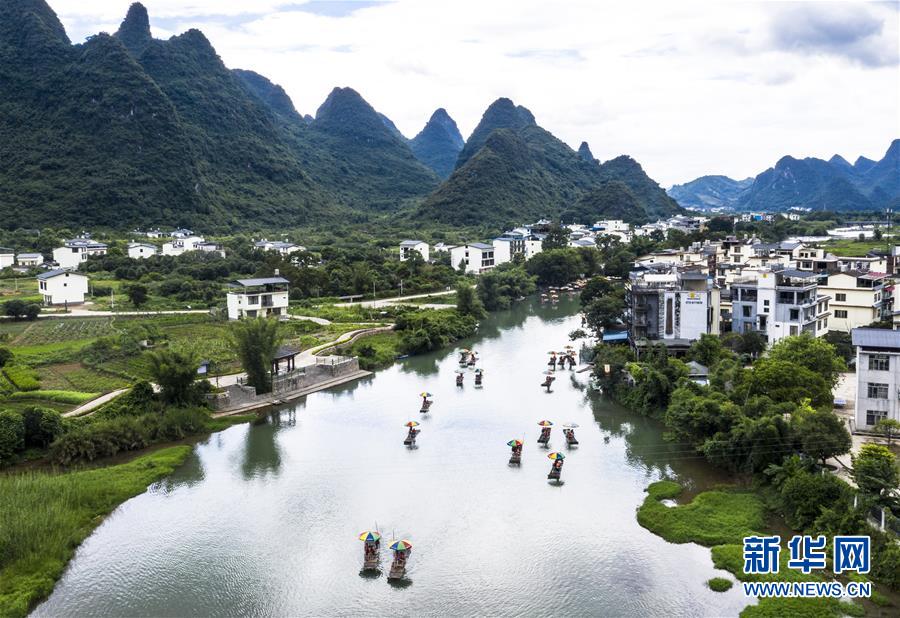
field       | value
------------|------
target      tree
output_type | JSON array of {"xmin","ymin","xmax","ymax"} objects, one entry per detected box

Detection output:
[
  {"xmin": 851, "ymin": 444, "xmax": 899, "ymax": 503},
  {"xmin": 525, "ymin": 248, "xmax": 583, "ymax": 286},
  {"xmin": 666, "ymin": 388, "xmax": 741, "ymax": 444},
  {"xmin": 0, "ymin": 410, "xmax": 24, "ymax": 465},
  {"xmin": 146, "ymin": 348, "xmax": 201, "ymax": 405},
  {"xmin": 476, "ymin": 264, "xmax": 536, "ymax": 311},
  {"xmin": 874, "ymin": 418, "xmax": 900, "ymax": 446},
  {"xmin": 750, "ymin": 359, "xmax": 832, "ymax": 408},
  {"xmin": 229, "ymin": 318, "xmax": 284, "ymax": 395},
  {"xmin": 769, "ymin": 333, "xmax": 845, "ymax": 388},
  {"xmin": 780, "ymin": 471, "xmax": 848, "ymax": 530},
  {"xmin": 21, "ymin": 406, "xmax": 63, "ymax": 448},
  {"xmin": 0, "ymin": 347, "xmax": 12, "ymax": 368},
  {"xmin": 792, "ymin": 406, "xmax": 852, "ymax": 465},
  {"xmin": 3, "ymin": 299, "xmax": 38, "ymax": 320},
  {"xmin": 584, "ymin": 295, "xmax": 625, "ymax": 335},
  {"xmin": 688, "ymin": 333, "xmax": 727, "ymax": 368},
  {"xmin": 455, "ymin": 282, "xmax": 486, "ymax": 319},
  {"xmin": 126, "ymin": 283, "xmax": 149, "ymax": 308},
  {"xmin": 580, "ymin": 276, "xmax": 616, "ymax": 305},
  {"xmin": 541, "ymin": 222, "xmax": 569, "ymax": 250}
]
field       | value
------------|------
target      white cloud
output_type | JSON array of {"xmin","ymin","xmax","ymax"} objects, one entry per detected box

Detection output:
[{"xmin": 52, "ymin": 0, "xmax": 899, "ymax": 185}]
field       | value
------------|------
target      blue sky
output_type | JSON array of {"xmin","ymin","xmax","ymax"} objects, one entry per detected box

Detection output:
[{"xmin": 54, "ymin": 0, "xmax": 899, "ymax": 185}]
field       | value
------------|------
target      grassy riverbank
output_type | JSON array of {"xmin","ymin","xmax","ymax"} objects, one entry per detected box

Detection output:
[
  {"xmin": 637, "ymin": 481, "xmax": 865, "ymax": 617},
  {"xmin": 0, "ymin": 446, "xmax": 192, "ymax": 617}
]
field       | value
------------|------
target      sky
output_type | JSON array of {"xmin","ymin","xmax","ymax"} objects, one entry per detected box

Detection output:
[{"xmin": 53, "ymin": 0, "xmax": 899, "ymax": 187}]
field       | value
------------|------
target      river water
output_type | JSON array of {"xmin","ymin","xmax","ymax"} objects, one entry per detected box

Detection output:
[{"xmin": 35, "ymin": 297, "xmax": 751, "ymax": 617}]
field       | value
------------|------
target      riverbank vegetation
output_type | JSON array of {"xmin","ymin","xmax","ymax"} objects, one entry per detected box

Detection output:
[{"xmin": 0, "ymin": 446, "xmax": 192, "ymax": 618}]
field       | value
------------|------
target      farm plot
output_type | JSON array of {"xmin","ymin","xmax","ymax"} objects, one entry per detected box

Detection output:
[
  {"xmin": 36, "ymin": 364, "xmax": 130, "ymax": 392},
  {"xmin": 11, "ymin": 318, "xmax": 116, "ymax": 346}
]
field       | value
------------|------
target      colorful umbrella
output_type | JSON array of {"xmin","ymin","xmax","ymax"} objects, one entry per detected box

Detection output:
[
  {"xmin": 543, "ymin": 370, "xmax": 556, "ymax": 375},
  {"xmin": 419, "ymin": 392, "xmax": 433, "ymax": 398},
  {"xmin": 547, "ymin": 351, "xmax": 557, "ymax": 355},
  {"xmin": 455, "ymin": 369, "xmax": 466, "ymax": 374},
  {"xmin": 507, "ymin": 439, "xmax": 523, "ymax": 447},
  {"xmin": 547, "ymin": 452, "xmax": 566, "ymax": 460},
  {"xmin": 390, "ymin": 540, "xmax": 413, "ymax": 551},
  {"xmin": 404, "ymin": 421, "xmax": 420, "ymax": 427},
  {"xmin": 537, "ymin": 420, "xmax": 554, "ymax": 426},
  {"xmin": 564, "ymin": 423, "xmax": 580, "ymax": 428},
  {"xmin": 474, "ymin": 368, "xmax": 483, "ymax": 374},
  {"xmin": 359, "ymin": 531, "xmax": 381, "ymax": 542},
  {"xmin": 460, "ymin": 348, "xmax": 470, "ymax": 353}
]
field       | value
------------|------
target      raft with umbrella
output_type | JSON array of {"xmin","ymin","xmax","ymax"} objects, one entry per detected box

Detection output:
[
  {"xmin": 455, "ymin": 369, "xmax": 465, "ymax": 387},
  {"xmin": 541, "ymin": 370, "xmax": 556, "ymax": 391},
  {"xmin": 537, "ymin": 420, "xmax": 553, "ymax": 444},
  {"xmin": 507, "ymin": 439, "xmax": 523, "ymax": 465},
  {"xmin": 419, "ymin": 392, "xmax": 433, "ymax": 414},
  {"xmin": 547, "ymin": 352, "xmax": 558, "ymax": 370},
  {"xmin": 547, "ymin": 451, "xmax": 565, "ymax": 480},
  {"xmin": 467, "ymin": 351, "xmax": 478, "ymax": 367},
  {"xmin": 404, "ymin": 421, "xmax": 420, "ymax": 446},
  {"xmin": 388, "ymin": 539, "xmax": 413, "ymax": 581},
  {"xmin": 359, "ymin": 530, "xmax": 382, "ymax": 570},
  {"xmin": 458, "ymin": 348, "xmax": 470, "ymax": 365},
  {"xmin": 564, "ymin": 423, "xmax": 579, "ymax": 446},
  {"xmin": 474, "ymin": 368, "xmax": 484, "ymax": 386}
]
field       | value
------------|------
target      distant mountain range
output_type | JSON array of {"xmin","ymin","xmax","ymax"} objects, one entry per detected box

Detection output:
[
  {"xmin": 0, "ymin": 0, "xmax": 681, "ymax": 231},
  {"xmin": 669, "ymin": 140, "xmax": 899, "ymax": 212}
]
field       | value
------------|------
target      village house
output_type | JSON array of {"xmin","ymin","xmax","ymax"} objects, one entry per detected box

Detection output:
[
  {"xmin": 170, "ymin": 228, "xmax": 195, "ymax": 239},
  {"xmin": 226, "ymin": 276, "xmax": 290, "ymax": 320},
  {"xmin": 821, "ymin": 271, "xmax": 887, "ymax": 332},
  {"xmin": 15, "ymin": 253, "xmax": 44, "ymax": 268},
  {"xmin": 127, "ymin": 242, "xmax": 159, "ymax": 259},
  {"xmin": 450, "ymin": 243, "xmax": 495, "ymax": 274},
  {"xmin": 162, "ymin": 235, "xmax": 205, "ymax": 257},
  {"xmin": 851, "ymin": 328, "xmax": 900, "ymax": 431},
  {"xmin": 0, "ymin": 248, "xmax": 13, "ymax": 269},
  {"xmin": 37, "ymin": 269, "xmax": 89, "ymax": 306},
  {"xmin": 52, "ymin": 239, "xmax": 108, "ymax": 269},
  {"xmin": 255, "ymin": 239, "xmax": 305, "ymax": 256},
  {"xmin": 399, "ymin": 240, "xmax": 429, "ymax": 262}
]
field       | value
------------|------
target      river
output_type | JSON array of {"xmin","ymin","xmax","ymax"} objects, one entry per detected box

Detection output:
[{"xmin": 34, "ymin": 297, "xmax": 751, "ymax": 617}]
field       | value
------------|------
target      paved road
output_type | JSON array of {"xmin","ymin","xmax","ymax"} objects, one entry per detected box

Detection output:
[
  {"xmin": 63, "ymin": 388, "xmax": 129, "ymax": 418},
  {"xmin": 334, "ymin": 289, "xmax": 456, "ymax": 309}
]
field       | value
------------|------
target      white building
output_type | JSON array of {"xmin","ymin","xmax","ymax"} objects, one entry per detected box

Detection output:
[
  {"xmin": 0, "ymin": 248, "xmax": 13, "ymax": 269},
  {"xmin": 226, "ymin": 276, "xmax": 290, "ymax": 320},
  {"xmin": 37, "ymin": 269, "xmax": 88, "ymax": 306},
  {"xmin": 399, "ymin": 240, "xmax": 429, "ymax": 262},
  {"xmin": 255, "ymin": 239, "xmax": 305, "ymax": 255},
  {"xmin": 433, "ymin": 242, "xmax": 451, "ymax": 253},
  {"xmin": 127, "ymin": 242, "xmax": 158, "ymax": 260},
  {"xmin": 52, "ymin": 239, "xmax": 108, "ymax": 270},
  {"xmin": 170, "ymin": 228, "xmax": 195, "ymax": 239},
  {"xmin": 822, "ymin": 271, "xmax": 887, "ymax": 332},
  {"xmin": 851, "ymin": 328, "xmax": 900, "ymax": 430},
  {"xmin": 16, "ymin": 253, "xmax": 44, "ymax": 267},
  {"xmin": 450, "ymin": 243, "xmax": 495, "ymax": 274},
  {"xmin": 196, "ymin": 241, "xmax": 226, "ymax": 257},
  {"xmin": 162, "ymin": 236, "xmax": 205, "ymax": 257}
]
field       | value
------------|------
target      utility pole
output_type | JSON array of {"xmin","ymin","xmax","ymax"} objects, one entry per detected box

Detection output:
[{"xmin": 400, "ymin": 278, "xmax": 403, "ymax": 296}]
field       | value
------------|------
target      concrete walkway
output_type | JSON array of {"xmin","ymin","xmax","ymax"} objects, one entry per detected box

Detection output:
[
  {"xmin": 334, "ymin": 289, "xmax": 455, "ymax": 309},
  {"xmin": 63, "ymin": 388, "xmax": 129, "ymax": 417}
]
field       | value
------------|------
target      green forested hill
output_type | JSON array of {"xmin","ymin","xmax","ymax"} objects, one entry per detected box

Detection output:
[
  {"xmin": 409, "ymin": 108, "xmax": 465, "ymax": 179},
  {"xmin": 417, "ymin": 98, "xmax": 682, "ymax": 228}
]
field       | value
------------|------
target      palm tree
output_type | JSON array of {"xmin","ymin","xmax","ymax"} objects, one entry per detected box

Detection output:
[{"xmin": 229, "ymin": 318, "xmax": 284, "ymax": 395}]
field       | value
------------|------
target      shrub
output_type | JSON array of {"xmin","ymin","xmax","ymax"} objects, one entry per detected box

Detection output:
[
  {"xmin": 21, "ymin": 406, "xmax": 63, "ymax": 448},
  {"xmin": 707, "ymin": 577, "xmax": 733, "ymax": 592},
  {"xmin": 0, "ymin": 347, "xmax": 12, "ymax": 368},
  {"xmin": 8, "ymin": 391, "xmax": 98, "ymax": 404},
  {"xmin": 2, "ymin": 365, "xmax": 41, "ymax": 391},
  {"xmin": 0, "ymin": 410, "xmax": 25, "ymax": 465},
  {"xmin": 780, "ymin": 471, "xmax": 848, "ymax": 531}
]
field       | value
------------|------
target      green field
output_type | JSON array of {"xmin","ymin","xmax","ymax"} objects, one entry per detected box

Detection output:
[{"xmin": 823, "ymin": 238, "xmax": 895, "ymax": 257}]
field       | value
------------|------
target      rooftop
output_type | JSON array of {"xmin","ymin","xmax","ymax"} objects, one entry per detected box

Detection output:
[
  {"xmin": 469, "ymin": 242, "xmax": 493, "ymax": 250},
  {"xmin": 37, "ymin": 269, "xmax": 85, "ymax": 280},
  {"xmin": 232, "ymin": 277, "xmax": 289, "ymax": 287},
  {"xmin": 852, "ymin": 327, "xmax": 900, "ymax": 350},
  {"xmin": 400, "ymin": 239, "xmax": 426, "ymax": 246}
]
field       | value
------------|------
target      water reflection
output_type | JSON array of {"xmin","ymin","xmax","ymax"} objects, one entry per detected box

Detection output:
[
  {"xmin": 154, "ymin": 449, "xmax": 206, "ymax": 493},
  {"xmin": 239, "ymin": 412, "xmax": 293, "ymax": 480}
]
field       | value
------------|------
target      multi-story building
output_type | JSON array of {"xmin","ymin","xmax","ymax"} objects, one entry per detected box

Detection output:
[
  {"xmin": 127, "ymin": 242, "xmax": 158, "ymax": 259},
  {"xmin": 627, "ymin": 268, "xmax": 720, "ymax": 354},
  {"xmin": 226, "ymin": 276, "xmax": 290, "ymax": 320},
  {"xmin": 851, "ymin": 327, "xmax": 900, "ymax": 430},
  {"xmin": 162, "ymin": 236, "xmax": 205, "ymax": 257},
  {"xmin": 37, "ymin": 269, "xmax": 89, "ymax": 306},
  {"xmin": 821, "ymin": 271, "xmax": 887, "ymax": 331},
  {"xmin": 450, "ymin": 243, "xmax": 495, "ymax": 274},
  {"xmin": 399, "ymin": 240, "xmax": 429, "ymax": 262},
  {"xmin": 52, "ymin": 239, "xmax": 108, "ymax": 269},
  {"xmin": 794, "ymin": 247, "xmax": 839, "ymax": 274},
  {"xmin": 0, "ymin": 248, "xmax": 13, "ymax": 269},
  {"xmin": 730, "ymin": 267, "xmax": 830, "ymax": 345}
]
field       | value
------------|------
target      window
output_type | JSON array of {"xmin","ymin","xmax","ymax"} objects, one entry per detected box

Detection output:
[
  {"xmin": 763, "ymin": 300, "xmax": 770, "ymax": 307},
  {"xmin": 834, "ymin": 310, "xmax": 848, "ymax": 318},
  {"xmin": 866, "ymin": 410, "xmax": 887, "ymax": 426},
  {"xmin": 836, "ymin": 293, "xmax": 846, "ymax": 302},
  {"xmin": 790, "ymin": 326, "xmax": 798, "ymax": 336},
  {"xmin": 789, "ymin": 309, "xmax": 799, "ymax": 320},
  {"xmin": 867, "ymin": 383, "xmax": 889, "ymax": 399},
  {"xmin": 742, "ymin": 305, "xmax": 751, "ymax": 318},
  {"xmin": 869, "ymin": 354, "xmax": 890, "ymax": 372}
]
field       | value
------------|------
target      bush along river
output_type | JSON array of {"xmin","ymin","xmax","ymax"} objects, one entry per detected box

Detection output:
[{"xmin": 34, "ymin": 297, "xmax": 752, "ymax": 617}]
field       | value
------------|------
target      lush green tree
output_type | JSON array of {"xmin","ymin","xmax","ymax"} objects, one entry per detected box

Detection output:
[
  {"xmin": 600, "ymin": 247, "xmax": 637, "ymax": 278},
  {"xmin": 622, "ymin": 356, "xmax": 688, "ymax": 417},
  {"xmin": 687, "ymin": 333, "xmax": 728, "ymax": 368},
  {"xmin": 525, "ymin": 248, "xmax": 583, "ymax": 286},
  {"xmin": 851, "ymin": 444, "xmax": 899, "ymax": 503},
  {"xmin": 780, "ymin": 471, "xmax": 848, "ymax": 530},
  {"xmin": 764, "ymin": 454, "xmax": 816, "ymax": 491},
  {"xmin": 666, "ymin": 387, "xmax": 741, "ymax": 444},
  {"xmin": 703, "ymin": 415, "xmax": 791, "ymax": 473},
  {"xmin": 0, "ymin": 410, "xmax": 24, "ymax": 465},
  {"xmin": 749, "ymin": 359, "xmax": 832, "ymax": 408},
  {"xmin": 579, "ymin": 276, "xmax": 616, "ymax": 305},
  {"xmin": 3, "ymin": 299, "xmax": 38, "ymax": 320},
  {"xmin": 584, "ymin": 295, "xmax": 626, "ymax": 335},
  {"xmin": 792, "ymin": 406, "xmax": 852, "ymax": 465},
  {"xmin": 21, "ymin": 406, "xmax": 63, "ymax": 448},
  {"xmin": 476, "ymin": 264, "xmax": 536, "ymax": 311},
  {"xmin": 125, "ymin": 283, "xmax": 149, "ymax": 308},
  {"xmin": 769, "ymin": 333, "xmax": 845, "ymax": 388},
  {"xmin": 0, "ymin": 347, "xmax": 12, "ymax": 368},
  {"xmin": 590, "ymin": 344, "xmax": 635, "ymax": 393},
  {"xmin": 455, "ymin": 282, "xmax": 486, "ymax": 319},
  {"xmin": 228, "ymin": 318, "xmax": 284, "ymax": 395},
  {"xmin": 721, "ymin": 331, "xmax": 767, "ymax": 359},
  {"xmin": 541, "ymin": 222, "xmax": 570, "ymax": 250},
  {"xmin": 874, "ymin": 418, "xmax": 900, "ymax": 446},
  {"xmin": 146, "ymin": 348, "xmax": 201, "ymax": 405}
]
